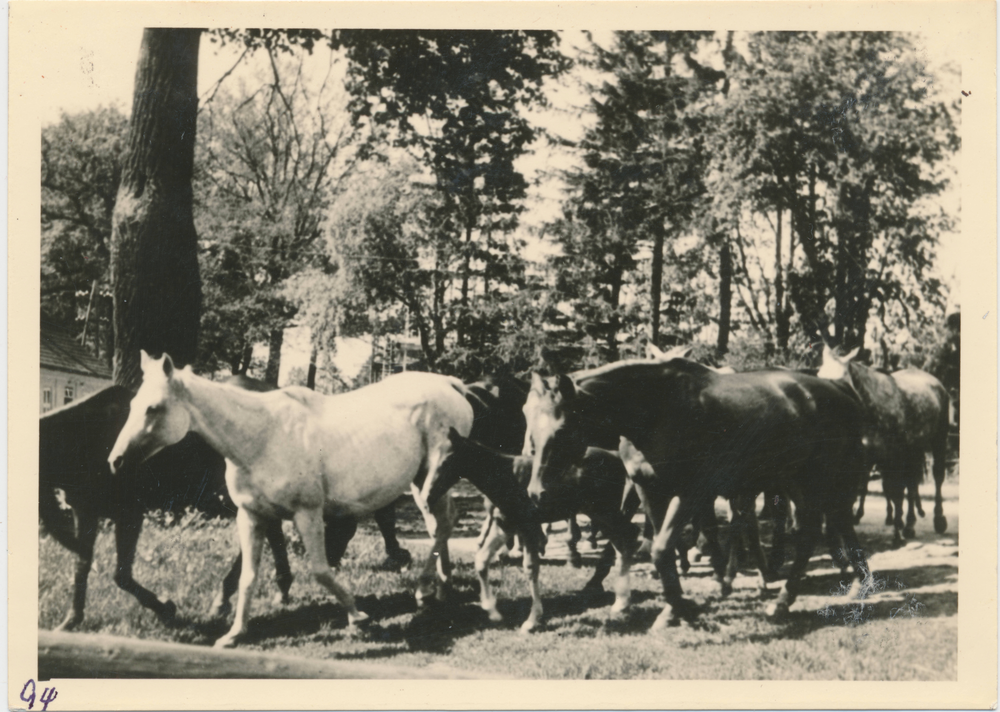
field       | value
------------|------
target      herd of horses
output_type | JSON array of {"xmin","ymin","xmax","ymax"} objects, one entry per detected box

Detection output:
[{"xmin": 40, "ymin": 342, "xmax": 952, "ymax": 648}]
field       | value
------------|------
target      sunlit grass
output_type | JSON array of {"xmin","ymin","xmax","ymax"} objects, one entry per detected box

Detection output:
[{"xmin": 39, "ymin": 481, "xmax": 958, "ymax": 679}]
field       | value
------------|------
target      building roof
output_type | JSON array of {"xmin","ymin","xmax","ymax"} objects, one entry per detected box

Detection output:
[{"xmin": 41, "ymin": 321, "xmax": 112, "ymax": 380}]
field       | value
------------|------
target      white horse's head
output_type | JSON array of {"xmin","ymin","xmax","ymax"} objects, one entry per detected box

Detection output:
[
  {"xmin": 108, "ymin": 350, "xmax": 193, "ymax": 474},
  {"xmin": 817, "ymin": 343, "xmax": 860, "ymax": 381}
]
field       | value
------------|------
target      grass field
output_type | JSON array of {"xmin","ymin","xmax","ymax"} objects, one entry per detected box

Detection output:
[{"xmin": 38, "ymin": 479, "xmax": 958, "ymax": 680}]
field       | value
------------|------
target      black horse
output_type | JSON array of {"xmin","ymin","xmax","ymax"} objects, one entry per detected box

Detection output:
[
  {"xmin": 39, "ymin": 379, "xmax": 408, "ymax": 630},
  {"xmin": 523, "ymin": 358, "xmax": 871, "ymax": 627}
]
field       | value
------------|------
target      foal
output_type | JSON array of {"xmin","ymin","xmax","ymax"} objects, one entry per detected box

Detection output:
[
  {"xmin": 109, "ymin": 351, "xmax": 473, "ymax": 648},
  {"xmin": 436, "ymin": 429, "xmax": 637, "ymax": 632}
]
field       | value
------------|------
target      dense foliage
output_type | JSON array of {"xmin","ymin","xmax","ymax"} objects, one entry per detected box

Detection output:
[{"xmin": 42, "ymin": 30, "xmax": 959, "ymax": 385}]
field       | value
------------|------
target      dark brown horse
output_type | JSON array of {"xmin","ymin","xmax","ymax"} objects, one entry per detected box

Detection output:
[
  {"xmin": 523, "ymin": 358, "xmax": 871, "ymax": 627},
  {"xmin": 818, "ymin": 346, "xmax": 951, "ymax": 541},
  {"xmin": 40, "ymin": 379, "xmax": 407, "ymax": 630},
  {"xmin": 431, "ymin": 429, "xmax": 636, "ymax": 632}
]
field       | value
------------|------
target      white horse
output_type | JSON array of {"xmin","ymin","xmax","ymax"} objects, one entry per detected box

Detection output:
[{"xmin": 108, "ymin": 351, "xmax": 473, "ymax": 648}]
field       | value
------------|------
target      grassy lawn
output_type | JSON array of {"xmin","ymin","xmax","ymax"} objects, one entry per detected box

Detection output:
[{"xmin": 38, "ymin": 480, "xmax": 958, "ymax": 680}]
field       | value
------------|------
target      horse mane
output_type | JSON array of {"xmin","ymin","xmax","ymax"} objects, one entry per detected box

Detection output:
[{"xmin": 574, "ymin": 357, "xmax": 712, "ymax": 394}]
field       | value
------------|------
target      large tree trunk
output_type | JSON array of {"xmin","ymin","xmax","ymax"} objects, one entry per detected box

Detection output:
[
  {"xmin": 649, "ymin": 219, "xmax": 665, "ymax": 347},
  {"xmin": 111, "ymin": 29, "xmax": 202, "ymax": 390},
  {"xmin": 716, "ymin": 237, "xmax": 732, "ymax": 357}
]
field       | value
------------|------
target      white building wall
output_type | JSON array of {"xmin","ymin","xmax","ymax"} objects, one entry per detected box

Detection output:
[{"xmin": 40, "ymin": 368, "xmax": 112, "ymax": 415}]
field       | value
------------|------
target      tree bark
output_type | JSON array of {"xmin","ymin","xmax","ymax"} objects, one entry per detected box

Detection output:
[
  {"xmin": 306, "ymin": 344, "xmax": 319, "ymax": 390},
  {"xmin": 649, "ymin": 219, "xmax": 665, "ymax": 347},
  {"xmin": 716, "ymin": 237, "xmax": 732, "ymax": 357},
  {"xmin": 111, "ymin": 29, "xmax": 202, "ymax": 390},
  {"xmin": 774, "ymin": 208, "xmax": 789, "ymax": 351},
  {"xmin": 264, "ymin": 328, "xmax": 283, "ymax": 385}
]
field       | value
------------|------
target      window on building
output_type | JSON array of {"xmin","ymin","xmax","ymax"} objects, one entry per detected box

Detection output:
[
  {"xmin": 42, "ymin": 388, "xmax": 52, "ymax": 412},
  {"xmin": 64, "ymin": 384, "xmax": 74, "ymax": 405}
]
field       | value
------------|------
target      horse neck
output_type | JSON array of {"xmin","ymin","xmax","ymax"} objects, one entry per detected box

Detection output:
[
  {"xmin": 574, "ymin": 375, "xmax": 647, "ymax": 445},
  {"xmin": 848, "ymin": 361, "xmax": 900, "ymax": 408},
  {"xmin": 175, "ymin": 373, "xmax": 274, "ymax": 467}
]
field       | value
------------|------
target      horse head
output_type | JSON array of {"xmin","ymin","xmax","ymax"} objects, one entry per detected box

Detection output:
[
  {"xmin": 817, "ymin": 343, "xmax": 861, "ymax": 382},
  {"xmin": 522, "ymin": 372, "xmax": 588, "ymax": 502},
  {"xmin": 108, "ymin": 350, "xmax": 193, "ymax": 474}
]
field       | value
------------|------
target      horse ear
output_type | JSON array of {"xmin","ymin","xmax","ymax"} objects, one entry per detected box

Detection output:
[
  {"xmin": 555, "ymin": 374, "xmax": 576, "ymax": 403},
  {"xmin": 843, "ymin": 347, "xmax": 860, "ymax": 362},
  {"xmin": 530, "ymin": 372, "xmax": 546, "ymax": 394},
  {"xmin": 447, "ymin": 427, "xmax": 461, "ymax": 444},
  {"xmin": 663, "ymin": 344, "xmax": 694, "ymax": 360},
  {"xmin": 646, "ymin": 343, "xmax": 667, "ymax": 360},
  {"xmin": 140, "ymin": 349, "xmax": 151, "ymax": 368},
  {"xmin": 162, "ymin": 353, "xmax": 175, "ymax": 378}
]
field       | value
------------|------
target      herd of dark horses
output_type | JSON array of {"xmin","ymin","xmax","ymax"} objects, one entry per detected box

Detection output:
[{"xmin": 40, "ymin": 343, "xmax": 952, "ymax": 645}]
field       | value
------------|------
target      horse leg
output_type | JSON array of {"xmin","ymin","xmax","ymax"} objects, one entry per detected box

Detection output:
[
  {"xmin": 827, "ymin": 508, "xmax": 872, "ymax": 598},
  {"xmin": 474, "ymin": 514, "xmax": 510, "ymax": 623},
  {"xmin": 697, "ymin": 498, "xmax": 727, "ymax": 589},
  {"xmin": 722, "ymin": 500, "xmax": 743, "ymax": 597},
  {"xmin": 588, "ymin": 509, "xmax": 635, "ymax": 616},
  {"xmin": 519, "ymin": 539, "xmax": 545, "ymax": 633},
  {"xmin": 323, "ymin": 515, "xmax": 359, "ymax": 568},
  {"xmin": 766, "ymin": 505, "xmax": 822, "ymax": 620},
  {"xmin": 374, "ymin": 502, "xmax": 412, "ymax": 569},
  {"xmin": 476, "ymin": 499, "xmax": 494, "ymax": 548},
  {"xmin": 214, "ymin": 508, "xmax": 266, "ymax": 648},
  {"xmin": 293, "ymin": 508, "xmax": 368, "ymax": 630},
  {"xmin": 112, "ymin": 512, "xmax": 176, "ymax": 624},
  {"xmin": 567, "ymin": 517, "xmax": 583, "ymax": 568},
  {"xmin": 416, "ymin": 494, "xmax": 457, "ymax": 607},
  {"xmin": 54, "ymin": 510, "xmax": 99, "ymax": 631},
  {"xmin": 883, "ymin": 473, "xmax": 906, "ymax": 547},
  {"xmin": 854, "ymin": 467, "xmax": 872, "ymax": 524},
  {"xmin": 267, "ymin": 519, "xmax": 294, "ymax": 604},
  {"xmin": 932, "ymin": 428, "xmax": 948, "ymax": 534},
  {"xmin": 740, "ymin": 496, "xmax": 774, "ymax": 592},
  {"xmin": 650, "ymin": 496, "xmax": 701, "ymax": 630},
  {"xmin": 635, "ymin": 483, "xmax": 666, "ymax": 569}
]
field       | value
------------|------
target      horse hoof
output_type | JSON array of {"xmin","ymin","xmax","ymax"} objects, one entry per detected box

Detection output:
[
  {"xmin": 765, "ymin": 601, "xmax": 789, "ymax": 620},
  {"xmin": 272, "ymin": 591, "xmax": 293, "ymax": 606},
  {"xmin": 379, "ymin": 550, "xmax": 412, "ymax": 571},
  {"xmin": 934, "ymin": 516, "xmax": 948, "ymax": 535},
  {"xmin": 485, "ymin": 608, "xmax": 504, "ymax": 624},
  {"xmin": 853, "ymin": 513, "xmax": 863, "ymax": 525},
  {"xmin": 885, "ymin": 515, "xmax": 894, "ymax": 526},
  {"xmin": 720, "ymin": 581, "xmax": 733, "ymax": 598},
  {"xmin": 157, "ymin": 601, "xmax": 177, "ymax": 623},
  {"xmin": 519, "ymin": 620, "xmax": 540, "ymax": 634},
  {"xmin": 903, "ymin": 526, "xmax": 916, "ymax": 540},
  {"xmin": 610, "ymin": 598, "xmax": 631, "ymax": 616},
  {"xmin": 680, "ymin": 560, "xmax": 691, "ymax": 574},
  {"xmin": 348, "ymin": 611, "xmax": 370, "ymax": 627},
  {"xmin": 569, "ymin": 552, "xmax": 583, "ymax": 568},
  {"xmin": 214, "ymin": 634, "xmax": 241, "ymax": 649},
  {"xmin": 55, "ymin": 614, "xmax": 82, "ymax": 633}
]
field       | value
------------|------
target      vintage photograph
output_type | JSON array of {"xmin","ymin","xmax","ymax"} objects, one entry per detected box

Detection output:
[{"xmin": 11, "ymin": 2, "xmax": 996, "ymax": 707}]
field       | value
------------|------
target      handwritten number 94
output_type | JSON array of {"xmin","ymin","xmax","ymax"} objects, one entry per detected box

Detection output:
[{"xmin": 20, "ymin": 680, "xmax": 58, "ymax": 711}]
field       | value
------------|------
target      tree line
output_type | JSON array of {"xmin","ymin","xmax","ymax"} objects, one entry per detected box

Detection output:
[{"xmin": 41, "ymin": 29, "xmax": 960, "ymax": 392}]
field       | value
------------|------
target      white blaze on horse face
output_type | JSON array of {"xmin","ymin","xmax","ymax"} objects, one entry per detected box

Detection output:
[
  {"xmin": 524, "ymin": 383, "xmax": 564, "ymax": 499},
  {"xmin": 108, "ymin": 352, "xmax": 192, "ymax": 472}
]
